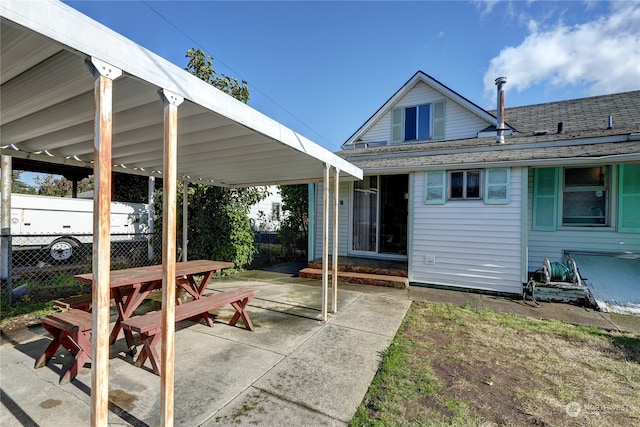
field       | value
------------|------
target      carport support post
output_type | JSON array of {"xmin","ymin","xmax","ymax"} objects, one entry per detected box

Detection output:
[
  {"xmin": 332, "ymin": 167, "xmax": 340, "ymax": 313},
  {"xmin": 182, "ymin": 180, "xmax": 188, "ymax": 262},
  {"xmin": 87, "ymin": 58, "xmax": 122, "ymax": 427},
  {"xmin": 159, "ymin": 89, "xmax": 183, "ymax": 427},
  {"xmin": 1, "ymin": 155, "xmax": 12, "ymax": 304},
  {"xmin": 148, "ymin": 176, "xmax": 155, "ymax": 261},
  {"xmin": 322, "ymin": 163, "xmax": 329, "ymax": 322}
]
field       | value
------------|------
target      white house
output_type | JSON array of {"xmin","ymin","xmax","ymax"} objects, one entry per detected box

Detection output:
[
  {"xmin": 248, "ymin": 186, "xmax": 283, "ymax": 231},
  {"xmin": 309, "ymin": 71, "xmax": 640, "ymax": 307}
]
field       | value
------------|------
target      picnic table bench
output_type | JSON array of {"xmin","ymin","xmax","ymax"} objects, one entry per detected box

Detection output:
[
  {"xmin": 34, "ymin": 309, "xmax": 93, "ymax": 384},
  {"xmin": 121, "ymin": 288, "xmax": 255, "ymax": 375}
]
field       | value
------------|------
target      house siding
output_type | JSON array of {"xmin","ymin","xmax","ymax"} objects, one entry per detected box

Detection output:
[
  {"xmin": 526, "ymin": 167, "xmax": 640, "ymax": 271},
  {"xmin": 360, "ymin": 82, "xmax": 490, "ymax": 145},
  {"xmin": 313, "ymin": 181, "xmax": 350, "ymax": 258},
  {"xmin": 411, "ymin": 167, "xmax": 523, "ymax": 294}
]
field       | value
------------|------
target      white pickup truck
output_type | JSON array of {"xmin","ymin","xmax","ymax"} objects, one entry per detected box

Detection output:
[{"xmin": 4, "ymin": 194, "xmax": 150, "ymax": 262}]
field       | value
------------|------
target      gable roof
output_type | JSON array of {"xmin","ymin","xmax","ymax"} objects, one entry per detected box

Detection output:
[
  {"xmin": 343, "ymin": 71, "xmax": 500, "ymax": 147},
  {"xmin": 339, "ymin": 90, "xmax": 640, "ymax": 172}
]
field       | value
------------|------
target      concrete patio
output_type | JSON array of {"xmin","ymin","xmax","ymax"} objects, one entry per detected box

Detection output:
[
  {"xmin": 0, "ymin": 269, "xmax": 411, "ymax": 426},
  {"xmin": 3, "ymin": 266, "xmax": 639, "ymax": 426}
]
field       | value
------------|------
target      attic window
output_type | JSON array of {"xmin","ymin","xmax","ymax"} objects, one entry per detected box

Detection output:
[{"xmin": 392, "ymin": 100, "xmax": 445, "ymax": 144}]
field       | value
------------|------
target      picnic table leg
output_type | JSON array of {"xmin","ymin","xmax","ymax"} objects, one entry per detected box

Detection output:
[
  {"xmin": 229, "ymin": 297, "xmax": 254, "ymax": 331},
  {"xmin": 35, "ymin": 326, "xmax": 64, "ymax": 369},
  {"xmin": 110, "ymin": 288, "xmax": 128, "ymax": 345},
  {"xmin": 194, "ymin": 271, "xmax": 214, "ymax": 297},
  {"xmin": 60, "ymin": 330, "xmax": 92, "ymax": 385},
  {"xmin": 112, "ymin": 285, "xmax": 149, "ymax": 355},
  {"xmin": 134, "ymin": 331, "xmax": 161, "ymax": 376}
]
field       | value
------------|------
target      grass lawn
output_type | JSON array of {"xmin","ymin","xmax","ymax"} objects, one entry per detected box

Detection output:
[{"xmin": 351, "ymin": 302, "xmax": 640, "ymax": 426}]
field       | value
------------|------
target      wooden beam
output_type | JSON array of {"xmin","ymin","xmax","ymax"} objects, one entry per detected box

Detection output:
[
  {"xmin": 182, "ymin": 181, "xmax": 188, "ymax": 262},
  {"xmin": 86, "ymin": 57, "xmax": 122, "ymax": 427},
  {"xmin": 159, "ymin": 88, "xmax": 183, "ymax": 427},
  {"xmin": 1, "ymin": 155, "xmax": 12, "ymax": 302}
]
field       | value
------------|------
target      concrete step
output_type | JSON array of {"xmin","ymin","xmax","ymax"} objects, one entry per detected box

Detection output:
[{"xmin": 299, "ymin": 268, "xmax": 408, "ymax": 289}]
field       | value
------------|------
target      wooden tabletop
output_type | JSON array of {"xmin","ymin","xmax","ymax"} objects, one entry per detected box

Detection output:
[{"xmin": 74, "ymin": 260, "xmax": 234, "ymax": 288}]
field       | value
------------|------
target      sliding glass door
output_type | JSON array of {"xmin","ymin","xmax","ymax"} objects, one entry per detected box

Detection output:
[
  {"xmin": 352, "ymin": 174, "xmax": 408, "ymax": 256},
  {"xmin": 352, "ymin": 176, "xmax": 378, "ymax": 252}
]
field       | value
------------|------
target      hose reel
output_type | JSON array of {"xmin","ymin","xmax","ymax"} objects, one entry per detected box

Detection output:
[
  {"xmin": 524, "ymin": 257, "xmax": 580, "ymax": 307},
  {"xmin": 543, "ymin": 258, "xmax": 579, "ymax": 284}
]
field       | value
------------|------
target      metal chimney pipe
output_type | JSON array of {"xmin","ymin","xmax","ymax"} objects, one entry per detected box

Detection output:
[{"xmin": 495, "ymin": 77, "xmax": 507, "ymax": 144}]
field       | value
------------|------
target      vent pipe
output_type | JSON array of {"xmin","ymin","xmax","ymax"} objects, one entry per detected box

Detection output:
[
  {"xmin": 495, "ymin": 77, "xmax": 507, "ymax": 144},
  {"xmin": 607, "ymin": 115, "xmax": 613, "ymax": 129}
]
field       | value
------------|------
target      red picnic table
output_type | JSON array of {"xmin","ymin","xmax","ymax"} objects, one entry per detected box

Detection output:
[
  {"xmin": 73, "ymin": 260, "xmax": 234, "ymax": 351},
  {"xmin": 36, "ymin": 260, "xmax": 234, "ymax": 383}
]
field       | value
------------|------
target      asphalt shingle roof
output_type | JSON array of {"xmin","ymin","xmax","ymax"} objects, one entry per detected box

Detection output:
[
  {"xmin": 340, "ymin": 90, "xmax": 640, "ymax": 171},
  {"xmin": 498, "ymin": 90, "xmax": 640, "ymax": 135}
]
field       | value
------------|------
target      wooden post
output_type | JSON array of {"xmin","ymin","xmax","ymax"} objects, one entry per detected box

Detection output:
[
  {"xmin": 1, "ymin": 155, "xmax": 12, "ymax": 304},
  {"xmin": 182, "ymin": 180, "xmax": 188, "ymax": 262},
  {"xmin": 159, "ymin": 88, "xmax": 183, "ymax": 427},
  {"xmin": 86, "ymin": 58, "xmax": 122, "ymax": 427},
  {"xmin": 322, "ymin": 163, "xmax": 329, "ymax": 322},
  {"xmin": 332, "ymin": 167, "xmax": 340, "ymax": 313},
  {"xmin": 148, "ymin": 176, "xmax": 155, "ymax": 261}
]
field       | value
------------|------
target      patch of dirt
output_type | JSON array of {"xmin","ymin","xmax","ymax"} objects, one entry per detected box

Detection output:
[
  {"xmin": 400, "ymin": 303, "xmax": 640, "ymax": 426},
  {"xmin": 0, "ymin": 312, "xmax": 43, "ymax": 332}
]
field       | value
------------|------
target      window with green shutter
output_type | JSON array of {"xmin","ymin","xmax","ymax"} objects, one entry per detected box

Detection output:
[
  {"xmin": 533, "ymin": 168, "xmax": 558, "ymax": 230},
  {"xmin": 484, "ymin": 168, "xmax": 510, "ymax": 204},
  {"xmin": 618, "ymin": 163, "xmax": 640, "ymax": 233},
  {"xmin": 391, "ymin": 100, "xmax": 445, "ymax": 144},
  {"xmin": 425, "ymin": 171, "xmax": 446, "ymax": 204}
]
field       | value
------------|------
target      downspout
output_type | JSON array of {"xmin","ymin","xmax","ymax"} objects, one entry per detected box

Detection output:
[{"xmin": 495, "ymin": 77, "xmax": 507, "ymax": 144}]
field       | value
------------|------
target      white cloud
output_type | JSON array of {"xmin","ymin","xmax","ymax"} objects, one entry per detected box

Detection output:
[{"xmin": 483, "ymin": 2, "xmax": 640, "ymax": 102}]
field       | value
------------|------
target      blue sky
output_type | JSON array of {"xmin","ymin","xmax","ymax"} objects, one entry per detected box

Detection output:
[{"xmin": 53, "ymin": 1, "xmax": 640, "ymax": 154}]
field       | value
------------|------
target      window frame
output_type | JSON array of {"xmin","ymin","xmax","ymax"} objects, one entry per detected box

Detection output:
[
  {"xmin": 560, "ymin": 166, "xmax": 610, "ymax": 227},
  {"xmin": 391, "ymin": 100, "xmax": 445, "ymax": 144},
  {"xmin": 447, "ymin": 169, "xmax": 483, "ymax": 201}
]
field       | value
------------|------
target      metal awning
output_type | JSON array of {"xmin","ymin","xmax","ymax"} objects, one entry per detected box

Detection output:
[
  {"xmin": 1, "ymin": 1, "xmax": 360, "ymax": 426},
  {"xmin": 0, "ymin": 1, "xmax": 361, "ymax": 186},
  {"xmin": 569, "ymin": 252, "xmax": 640, "ymax": 316}
]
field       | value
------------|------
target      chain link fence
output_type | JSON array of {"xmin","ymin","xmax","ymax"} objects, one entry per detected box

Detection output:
[
  {"xmin": 2, "ymin": 232, "xmax": 160, "ymax": 304},
  {"xmin": 251, "ymin": 230, "xmax": 307, "ymax": 268},
  {"xmin": 2, "ymin": 229, "xmax": 307, "ymax": 304}
]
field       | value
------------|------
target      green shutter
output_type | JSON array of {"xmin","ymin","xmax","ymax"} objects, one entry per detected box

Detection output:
[
  {"xmin": 432, "ymin": 100, "xmax": 445, "ymax": 140},
  {"xmin": 425, "ymin": 171, "xmax": 446, "ymax": 204},
  {"xmin": 391, "ymin": 107, "xmax": 403, "ymax": 144},
  {"xmin": 618, "ymin": 163, "xmax": 640, "ymax": 233},
  {"xmin": 484, "ymin": 168, "xmax": 510, "ymax": 204},
  {"xmin": 533, "ymin": 167, "xmax": 558, "ymax": 231}
]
